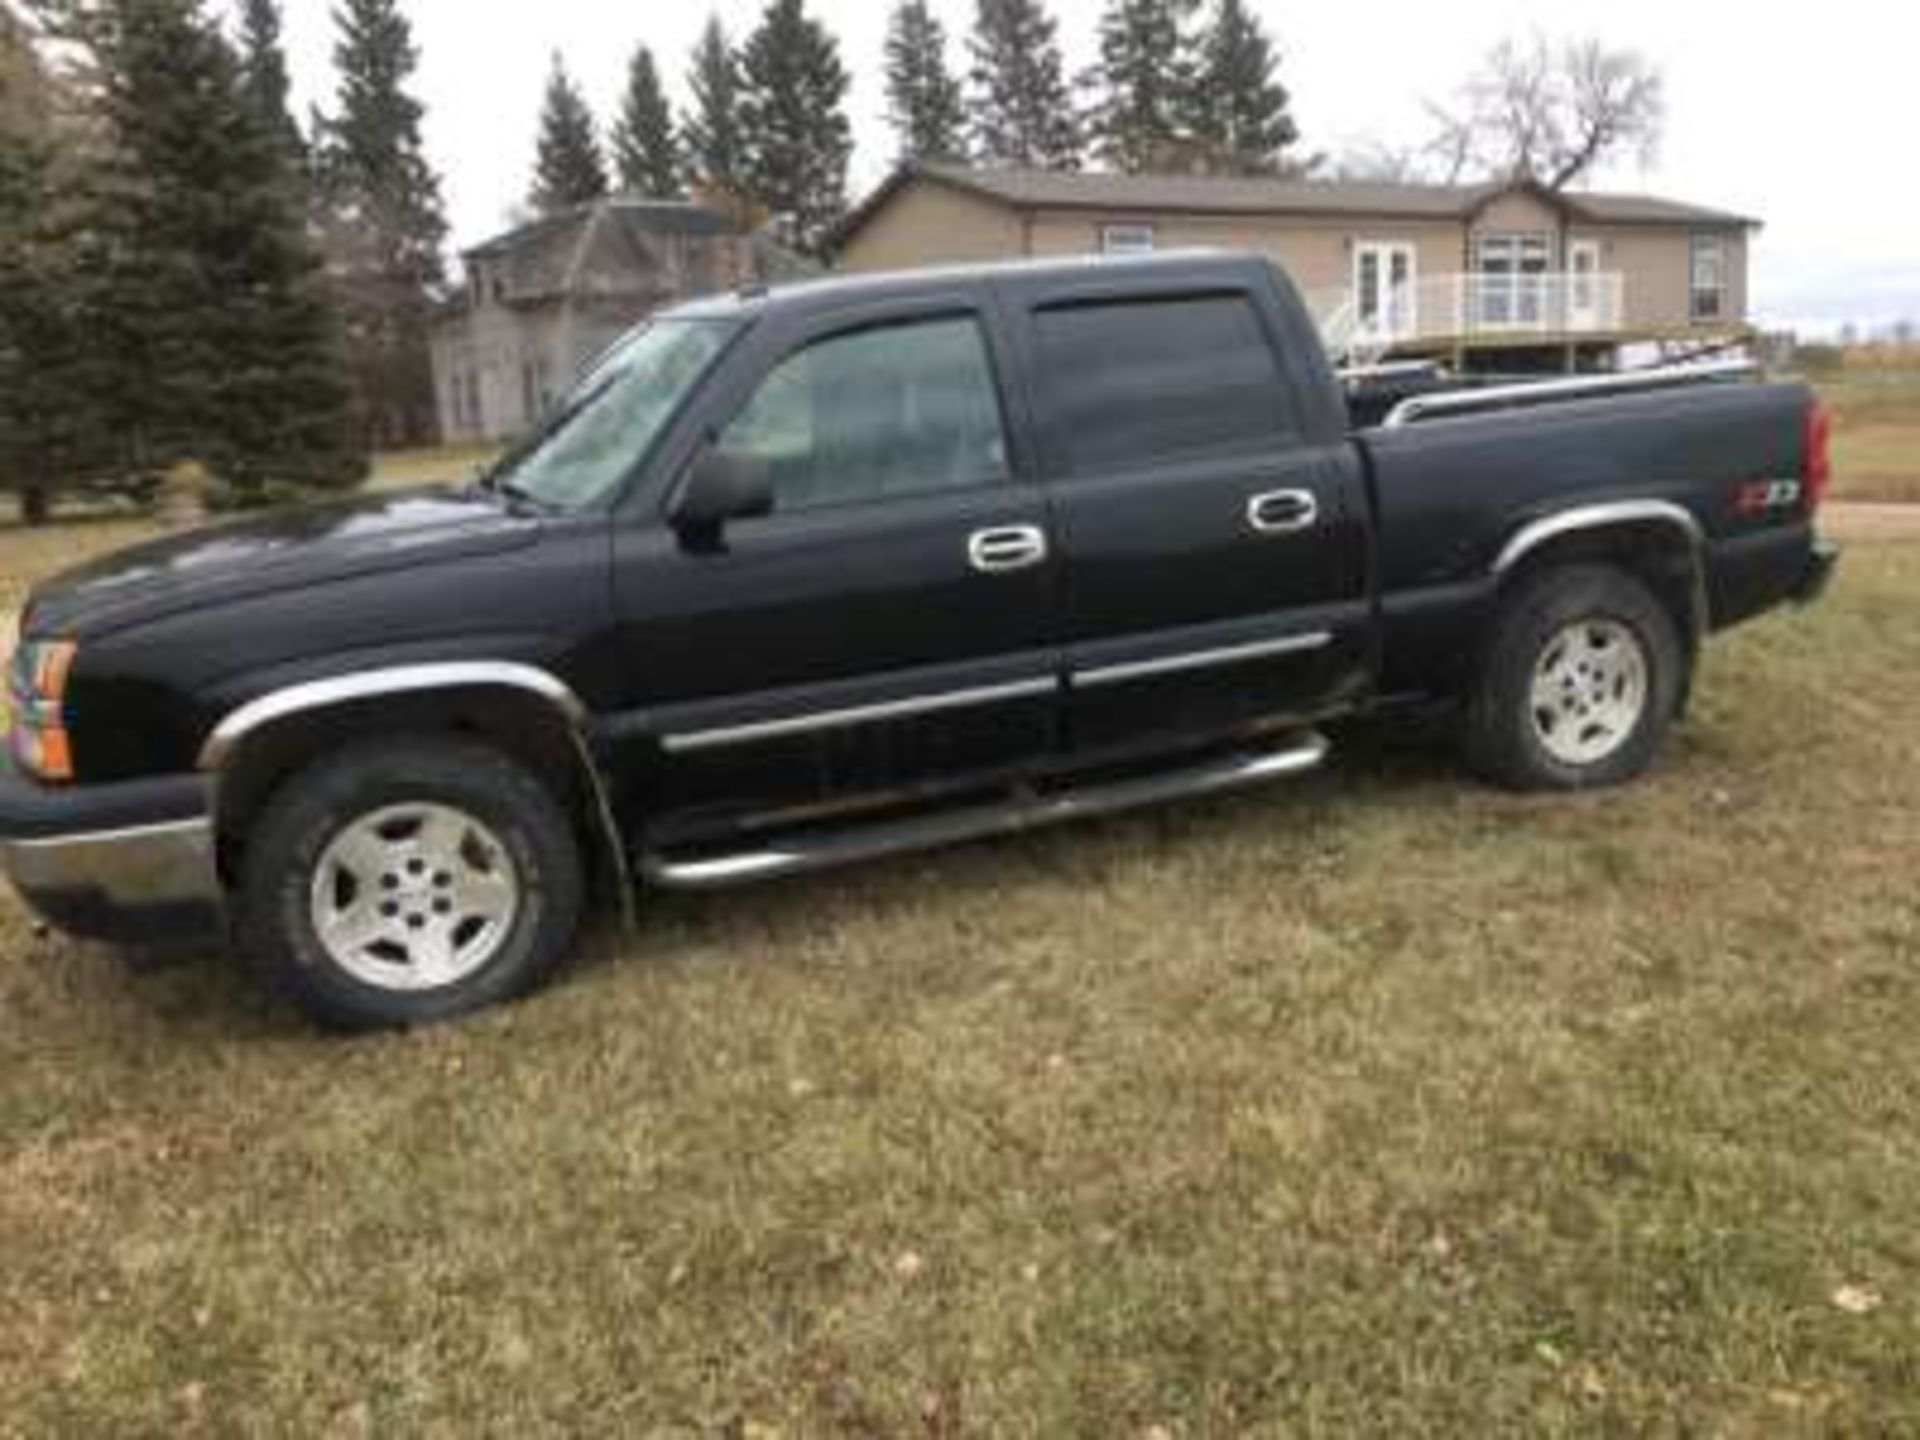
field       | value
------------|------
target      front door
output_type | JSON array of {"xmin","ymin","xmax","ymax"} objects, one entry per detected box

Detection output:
[
  {"xmin": 1010, "ymin": 278, "xmax": 1372, "ymax": 756},
  {"xmin": 1567, "ymin": 239, "xmax": 1603, "ymax": 330},
  {"xmin": 1353, "ymin": 241, "xmax": 1417, "ymax": 343},
  {"xmin": 609, "ymin": 305, "xmax": 1060, "ymax": 836}
]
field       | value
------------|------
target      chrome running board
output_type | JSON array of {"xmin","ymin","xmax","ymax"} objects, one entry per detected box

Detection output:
[{"xmin": 641, "ymin": 731, "xmax": 1330, "ymax": 892}]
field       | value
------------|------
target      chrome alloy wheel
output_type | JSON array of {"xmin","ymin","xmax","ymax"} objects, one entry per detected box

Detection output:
[
  {"xmin": 1528, "ymin": 618, "xmax": 1650, "ymax": 767},
  {"xmin": 308, "ymin": 803, "xmax": 521, "ymax": 992}
]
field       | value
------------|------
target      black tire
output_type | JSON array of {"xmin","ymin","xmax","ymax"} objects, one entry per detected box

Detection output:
[
  {"xmin": 1463, "ymin": 563, "xmax": 1688, "ymax": 792},
  {"xmin": 236, "ymin": 736, "xmax": 586, "ymax": 1030}
]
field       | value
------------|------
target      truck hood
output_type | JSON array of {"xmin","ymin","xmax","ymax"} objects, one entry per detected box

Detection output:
[{"xmin": 23, "ymin": 487, "xmax": 544, "ymax": 639}]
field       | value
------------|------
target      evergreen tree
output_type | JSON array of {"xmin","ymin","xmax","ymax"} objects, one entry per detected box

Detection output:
[
  {"xmin": 26, "ymin": 0, "xmax": 362, "ymax": 502},
  {"xmin": 529, "ymin": 54, "xmax": 606, "ymax": 212},
  {"xmin": 682, "ymin": 16, "xmax": 745, "ymax": 201},
  {"xmin": 610, "ymin": 44, "xmax": 679, "ymax": 197},
  {"xmin": 1087, "ymin": 0, "xmax": 1196, "ymax": 173},
  {"xmin": 967, "ymin": 0, "xmax": 1080, "ymax": 169},
  {"xmin": 314, "ymin": 0, "xmax": 448, "ymax": 448},
  {"xmin": 1187, "ymin": 0, "xmax": 1298, "ymax": 176},
  {"xmin": 737, "ymin": 0, "xmax": 850, "ymax": 256},
  {"xmin": 0, "ymin": 8, "xmax": 98, "ymax": 522},
  {"xmin": 883, "ymin": 0, "xmax": 966, "ymax": 164},
  {"xmin": 237, "ymin": 0, "xmax": 303, "ymax": 169}
]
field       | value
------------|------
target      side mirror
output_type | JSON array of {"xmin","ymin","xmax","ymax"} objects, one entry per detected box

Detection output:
[{"xmin": 671, "ymin": 446, "xmax": 773, "ymax": 537}]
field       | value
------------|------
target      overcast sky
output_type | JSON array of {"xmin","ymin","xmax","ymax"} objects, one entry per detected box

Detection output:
[{"xmin": 264, "ymin": 0, "xmax": 1917, "ymax": 334}]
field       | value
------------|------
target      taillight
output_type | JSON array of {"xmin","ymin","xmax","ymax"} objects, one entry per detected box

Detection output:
[{"xmin": 1804, "ymin": 402, "xmax": 1833, "ymax": 515}]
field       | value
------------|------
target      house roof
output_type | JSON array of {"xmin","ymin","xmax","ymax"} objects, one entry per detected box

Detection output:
[
  {"xmin": 834, "ymin": 163, "xmax": 1760, "ymax": 251},
  {"xmin": 464, "ymin": 197, "xmax": 737, "ymax": 262},
  {"xmin": 455, "ymin": 197, "xmax": 747, "ymax": 308}
]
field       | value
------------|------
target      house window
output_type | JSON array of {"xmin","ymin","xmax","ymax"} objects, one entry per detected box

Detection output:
[
  {"xmin": 1691, "ymin": 234, "xmax": 1728, "ymax": 321},
  {"xmin": 1475, "ymin": 232, "xmax": 1552, "ymax": 327},
  {"xmin": 1101, "ymin": 224, "xmax": 1156, "ymax": 256}
]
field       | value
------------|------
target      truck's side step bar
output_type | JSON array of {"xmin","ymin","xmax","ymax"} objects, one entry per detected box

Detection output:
[{"xmin": 640, "ymin": 731, "xmax": 1331, "ymax": 892}]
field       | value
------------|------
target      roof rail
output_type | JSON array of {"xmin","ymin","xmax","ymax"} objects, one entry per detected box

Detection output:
[{"xmin": 1378, "ymin": 358, "xmax": 1758, "ymax": 429}]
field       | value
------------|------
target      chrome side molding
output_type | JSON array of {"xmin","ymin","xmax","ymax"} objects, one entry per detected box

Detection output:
[
  {"xmin": 1074, "ymin": 631, "xmax": 1333, "ymax": 690},
  {"xmin": 661, "ymin": 676, "xmax": 1058, "ymax": 755}
]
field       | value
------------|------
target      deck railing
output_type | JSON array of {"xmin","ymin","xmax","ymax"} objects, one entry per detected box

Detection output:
[{"xmin": 1317, "ymin": 271, "xmax": 1628, "ymax": 364}]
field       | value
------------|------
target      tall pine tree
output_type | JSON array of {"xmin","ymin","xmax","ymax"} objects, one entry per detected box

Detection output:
[
  {"xmin": 1187, "ymin": 0, "xmax": 1299, "ymax": 176},
  {"xmin": 610, "ymin": 44, "xmax": 679, "ymax": 197},
  {"xmin": 682, "ymin": 17, "xmax": 745, "ymax": 204},
  {"xmin": 1087, "ymin": 0, "xmax": 1196, "ymax": 173},
  {"xmin": 32, "ymin": 0, "xmax": 362, "ymax": 501},
  {"xmin": 967, "ymin": 0, "xmax": 1080, "ymax": 169},
  {"xmin": 237, "ymin": 0, "xmax": 303, "ymax": 171},
  {"xmin": 315, "ymin": 0, "xmax": 447, "ymax": 448},
  {"xmin": 737, "ymin": 0, "xmax": 849, "ymax": 256},
  {"xmin": 0, "ymin": 6, "xmax": 102, "ymax": 522},
  {"xmin": 883, "ymin": 0, "xmax": 966, "ymax": 164},
  {"xmin": 529, "ymin": 54, "xmax": 607, "ymax": 212}
]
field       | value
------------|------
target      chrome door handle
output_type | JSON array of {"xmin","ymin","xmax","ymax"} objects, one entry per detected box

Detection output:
[
  {"xmin": 1247, "ymin": 489, "xmax": 1320, "ymax": 535},
  {"xmin": 969, "ymin": 525, "xmax": 1049, "ymax": 574}
]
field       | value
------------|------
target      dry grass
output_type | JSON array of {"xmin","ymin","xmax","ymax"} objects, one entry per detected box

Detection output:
[
  {"xmin": 1814, "ymin": 355, "xmax": 1920, "ymax": 505},
  {"xmin": 3, "ymin": 493, "xmax": 1919, "ymax": 1429}
]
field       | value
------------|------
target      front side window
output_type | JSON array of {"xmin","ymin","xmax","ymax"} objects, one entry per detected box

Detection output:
[
  {"xmin": 717, "ymin": 317, "xmax": 1011, "ymax": 513},
  {"xmin": 1691, "ymin": 234, "xmax": 1728, "ymax": 321},
  {"xmin": 484, "ymin": 318, "xmax": 734, "ymax": 510},
  {"xmin": 1033, "ymin": 294, "xmax": 1295, "ymax": 478}
]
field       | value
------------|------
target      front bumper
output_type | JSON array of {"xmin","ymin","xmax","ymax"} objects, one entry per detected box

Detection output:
[{"xmin": 0, "ymin": 756, "xmax": 224, "ymax": 949}]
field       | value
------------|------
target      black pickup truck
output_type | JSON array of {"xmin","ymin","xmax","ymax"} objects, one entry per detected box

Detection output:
[{"xmin": 2, "ymin": 253, "xmax": 1838, "ymax": 1027}]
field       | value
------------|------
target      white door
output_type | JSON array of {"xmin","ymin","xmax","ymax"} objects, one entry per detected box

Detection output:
[
  {"xmin": 1568, "ymin": 240, "xmax": 1603, "ymax": 330},
  {"xmin": 1354, "ymin": 242, "xmax": 1418, "ymax": 343}
]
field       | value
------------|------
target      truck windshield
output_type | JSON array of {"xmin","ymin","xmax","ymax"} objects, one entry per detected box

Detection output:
[{"xmin": 482, "ymin": 318, "xmax": 734, "ymax": 510}]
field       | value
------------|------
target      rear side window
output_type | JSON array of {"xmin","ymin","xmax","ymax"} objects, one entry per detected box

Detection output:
[{"xmin": 1033, "ymin": 294, "xmax": 1296, "ymax": 477}]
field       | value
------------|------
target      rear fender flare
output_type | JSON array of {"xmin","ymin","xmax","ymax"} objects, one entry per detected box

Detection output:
[{"xmin": 1492, "ymin": 500, "xmax": 1709, "ymax": 644}]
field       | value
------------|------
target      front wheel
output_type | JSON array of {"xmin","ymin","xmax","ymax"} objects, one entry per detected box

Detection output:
[
  {"xmin": 1463, "ymin": 563, "xmax": 1688, "ymax": 792},
  {"xmin": 236, "ymin": 737, "xmax": 587, "ymax": 1029}
]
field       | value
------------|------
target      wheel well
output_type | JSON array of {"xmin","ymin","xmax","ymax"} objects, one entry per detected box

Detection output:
[
  {"xmin": 1497, "ymin": 520, "xmax": 1702, "ymax": 652},
  {"xmin": 210, "ymin": 687, "xmax": 604, "ymax": 883}
]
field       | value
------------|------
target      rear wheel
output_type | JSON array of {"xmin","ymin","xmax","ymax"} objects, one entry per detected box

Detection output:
[
  {"xmin": 237, "ymin": 737, "xmax": 585, "ymax": 1029},
  {"xmin": 1464, "ymin": 564, "xmax": 1687, "ymax": 791}
]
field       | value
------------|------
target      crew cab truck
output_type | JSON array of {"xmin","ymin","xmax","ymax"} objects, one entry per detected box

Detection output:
[{"xmin": 1, "ymin": 253, "xmax": 1839, "ymax": 1028}]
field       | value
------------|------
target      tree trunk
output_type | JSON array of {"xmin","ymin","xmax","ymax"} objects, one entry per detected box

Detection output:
[{"xmin": 20, "ymin": 484, "xmax": 50, "ymax": 526}]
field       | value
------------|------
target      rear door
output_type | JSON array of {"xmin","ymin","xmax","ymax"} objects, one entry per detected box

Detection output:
[{"xmin": 1004, "ymin": 269, "xmax": 1372, "ymax": 754}]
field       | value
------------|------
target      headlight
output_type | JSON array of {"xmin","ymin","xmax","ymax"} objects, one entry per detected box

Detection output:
[{"xmin": 6, "ymin": 640, "xmax": 77, "ymax": 783}]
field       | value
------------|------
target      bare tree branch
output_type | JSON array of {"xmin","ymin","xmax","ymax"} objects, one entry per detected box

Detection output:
[{"xmin": 1423, "ymin": 33, "xmax": 1664, "ymax": 191}]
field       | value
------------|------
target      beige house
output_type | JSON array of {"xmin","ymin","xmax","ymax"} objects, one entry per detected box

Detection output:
[
  {"xmin": 834, "ymin": 163, "xmax": 1760, "ymax": 370},
  {"xmin": 432, "ymin": 199, "xmax": 790, "ymax": 444}
]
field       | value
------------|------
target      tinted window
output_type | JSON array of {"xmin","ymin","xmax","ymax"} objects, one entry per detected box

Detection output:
[
  {"xmin": 1034, "ymin": 294, "xmax": 1294, "ymax": 476},
  {"xmin": 719, "ymin": 317, "xmax": 1010, "ymax": 512}
]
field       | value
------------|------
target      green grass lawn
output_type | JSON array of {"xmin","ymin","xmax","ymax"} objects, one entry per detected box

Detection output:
[{"xmin": 2, "ymin": 509, "xmax": 1918, "ymax": 1429}]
